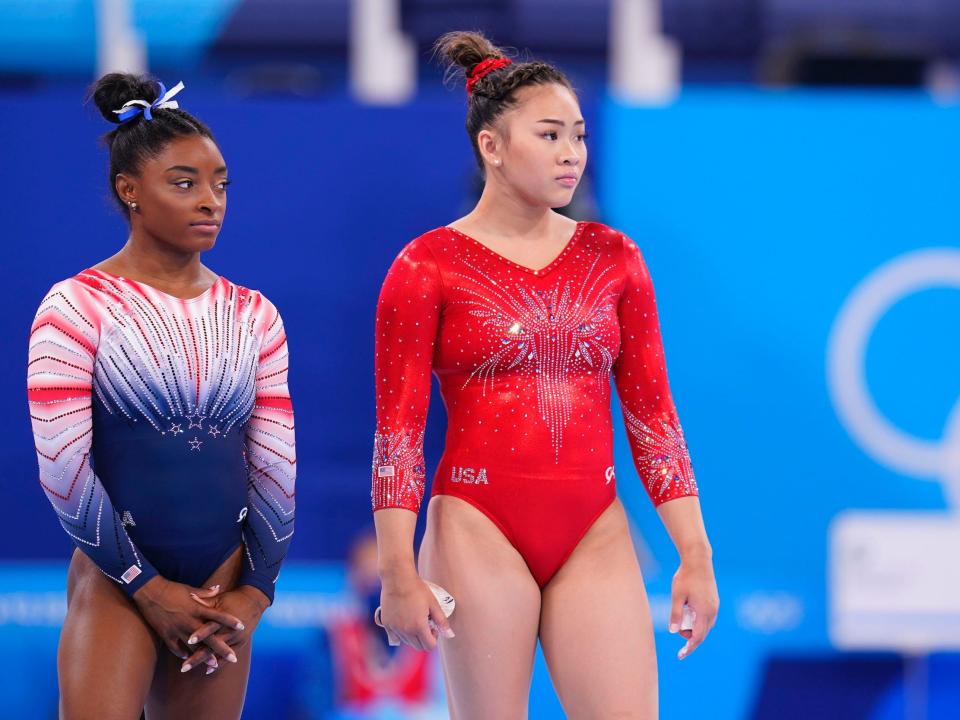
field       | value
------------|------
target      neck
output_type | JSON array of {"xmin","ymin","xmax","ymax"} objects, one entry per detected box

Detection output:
[
  {"xmin": 467, "ymin": 176, "xmax": 556, "ymax": 239},
  {"xmin": 112, "ymin": 227, "xmax": 206, "ymax": 283}
]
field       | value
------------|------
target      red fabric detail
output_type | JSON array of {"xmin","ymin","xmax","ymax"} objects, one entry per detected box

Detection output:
[
  {"xmin": 466, "ymin": 57, "xmax": 512, "ymax": 94},
  {"xmin": 372, "ymin": 222, "xmax": 698, "ymax": 583}
]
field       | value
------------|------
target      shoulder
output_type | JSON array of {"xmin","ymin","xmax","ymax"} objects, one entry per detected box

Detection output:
[
  {"xmin": 383, "ymin": 228, "xmax": 452, "ymax": 279},
  {"xmin": 577, "ymin": 222, "xmax": 648, "ymax": 274},
  {"xmin": 221, "ymin": 278, "xmax": 282, "ymax": 322},
  {"xmin": 578, "ymin": 222, "xmax": 641, "ymax": 255},
  {"xmin": 397, "ymin": 227, "xmax": 452, "ymax": 264},
  {"xmin": 36, "ymin": 272, "xmax": 112, "ymax": 314},
  {"xmin": 31, "ymin": 273, "xmax": 111, "ymax": 340}
]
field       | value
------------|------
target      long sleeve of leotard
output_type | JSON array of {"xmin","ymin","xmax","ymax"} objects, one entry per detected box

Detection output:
[
  {"xmin": 27, "ymin": 280, "xmax": 159, "ymax": 595},
  {"xmin": 238, "ymin": 296, "xmax": 296, "ymax": 604},
  {"xmin": 371, "ymin": 239, "xmax": 443, "ymax": 513},
  {"xmin": 613, "ymin": 236, "xmax": 699, "ymax": 506}
]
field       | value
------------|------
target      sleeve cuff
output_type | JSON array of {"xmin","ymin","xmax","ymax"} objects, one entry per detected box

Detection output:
[
  {"xmin": 238, "ymin": 571, "xmax": 276, "ymax": 605},
  {"xmin": 118, "ymin": 562, "xmax": 159, "ymax": 597}
]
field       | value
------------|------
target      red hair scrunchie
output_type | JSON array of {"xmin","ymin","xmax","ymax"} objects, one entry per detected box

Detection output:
[{"xmin": 466, "ymin": 57, "xmax": 513, "ymax": 95}]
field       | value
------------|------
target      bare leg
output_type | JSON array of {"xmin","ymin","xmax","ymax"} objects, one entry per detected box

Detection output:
[
  {"xmin": 540, "ymin": 499, "xmax": 658, "ymax": 720},
  {"xmin": 59, "ymin": 550, "xmax": 159, "ymax": 720},
  {"xmin": 419, "ymin": 496, "xmax": 542, "ymax": 720},
  {"xmin": 146, "ymin": 547, "xmax": 250, "ymax": 720}
]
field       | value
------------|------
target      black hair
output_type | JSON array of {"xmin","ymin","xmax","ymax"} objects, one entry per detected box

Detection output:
[
  {"xmin": 434, "ymin": 31, "xmax": 574, "ymax": 167},
  {"xmin": 88, "ymin": 73, "xmax": 215, "ymax": 216}
]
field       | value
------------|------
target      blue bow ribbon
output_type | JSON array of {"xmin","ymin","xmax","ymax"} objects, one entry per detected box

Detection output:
[{"xmin": 113, "ymin": 81, "xmax": 185, "ymax": 123}]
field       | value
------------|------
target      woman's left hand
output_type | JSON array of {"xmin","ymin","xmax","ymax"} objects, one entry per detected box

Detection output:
[
  {"xmin": 669, "ymin": 553, "xmax": 719, "ymax": 661},
  {"xmin": 181, "ymin": 585, "xmax": 270, "ymax": 675}
]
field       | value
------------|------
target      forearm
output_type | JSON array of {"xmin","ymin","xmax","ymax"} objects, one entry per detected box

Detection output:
[
  {"xmin": 656, "ymin": 496, "xmax": 712, "ymax": 560},
  {"xmin": 374, "ymin": 508, "xmax": 419, "ymax": 582}
]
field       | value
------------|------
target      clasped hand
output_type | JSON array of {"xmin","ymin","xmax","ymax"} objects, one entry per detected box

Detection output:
[{"xmin": 133, "ymin": 577, "xmax": 267, "ymax": 676}]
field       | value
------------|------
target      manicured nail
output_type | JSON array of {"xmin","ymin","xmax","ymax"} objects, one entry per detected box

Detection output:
[
  {"xmin": 236, "ymin": 622, "xmax": 245, "ymax": 631},
  {"xmin": 188, "ymin": 636, "xmax": 198, "ymax": 645},
  {"xmin": 209, "ymin": 584, "xmax": 220, "ymax": 591},
  {"xmin": 669, "ymin": 623, "xmax": 679, "ymax": 634},
  {"xmin": 678, "ymin": 647, "xmax": 688, "ymax": 660},
  {"xmin": 206, "ymin": 666, "xmax": 215, "ymax": 675},
  {"xmin": 181, "ymin": 664, "xmax": 192, "ymax": 673},
  {"xmin": 227, "ymin": 653, "xmax": 237, "ymax": 664},
  {"xmin": 442, "ymin": 627, "xmax": 456, "ymax": 639},
  {"xmin": 205, "ymin": 657, "xmax": 218, "ymax": 667}
]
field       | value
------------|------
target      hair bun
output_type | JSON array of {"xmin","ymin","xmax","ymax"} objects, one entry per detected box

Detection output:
[
  {"xmin": 434, "ymin": 30, "xmax": 505, "ymax": 77},
  {"xmin": 89, "ymin": 73, "xmax": 160, "ymax": 124}
]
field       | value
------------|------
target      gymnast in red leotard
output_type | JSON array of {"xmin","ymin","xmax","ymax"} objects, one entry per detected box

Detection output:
[{"xmin": 371, "ymin": 32, "xmax": 719, "ymax": 719}]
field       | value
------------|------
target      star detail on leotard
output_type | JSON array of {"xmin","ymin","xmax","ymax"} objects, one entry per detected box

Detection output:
[
  {"xmin": 207, "ymin": 424, "xmax": 221, "ymax": 438},
  {"xmin": 169, "ymin": 423, "xmax": 183, "ymax": 436},
  {"xmin": 451, "ymin": 255, "xmax": 618, "ymax": 459},
  {"xmin": 622, "ymin": 407, "xmax": 697, "ymax": 499},
  {"xmin": 188, "ymin": 437, "xmax": 203, "ymax": 451},
  {"xmin": 186, "ymin": 412, "xmax": 204, "ymax": 430}
]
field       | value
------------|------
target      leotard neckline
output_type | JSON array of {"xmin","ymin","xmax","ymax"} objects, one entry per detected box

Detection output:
[
  {"xmin": 444, "ymin": 220, "xmax": 585, "ymax": 278},
  {"xmin": 83, "ymin": 267, "xmax": 224, "ymax": 303}
]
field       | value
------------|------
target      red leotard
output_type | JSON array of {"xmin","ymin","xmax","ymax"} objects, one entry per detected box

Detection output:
[{"xmin": 372, "ymin": 221, "xmax": 697, "ymax": 587}]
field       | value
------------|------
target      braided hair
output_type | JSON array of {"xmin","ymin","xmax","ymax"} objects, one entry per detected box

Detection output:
[
  {"xmin": 434, "ymin": 31, "xmax": 574, "ymax": 168},
  {"xmin": 88, "ymin": 73, "xmax": 215, "ymax": 216}
]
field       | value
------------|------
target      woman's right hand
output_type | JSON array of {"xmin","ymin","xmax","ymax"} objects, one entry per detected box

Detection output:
[
  {"xmin": 378, "ymin": 570, "xmax": 454, "ymax": 652},
  {"xmin": 132, "ymin": 576, "xmax": 245, "ymax": 661}
]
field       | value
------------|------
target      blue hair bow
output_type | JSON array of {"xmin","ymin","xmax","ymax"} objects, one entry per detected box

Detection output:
[{"xmin": 113, "ymin": 81, "xmax": 185, "ymax": 123}]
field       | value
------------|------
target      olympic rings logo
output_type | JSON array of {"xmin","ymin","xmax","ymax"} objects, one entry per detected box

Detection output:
[{"xmin": 827, "ymin": 249, "xmax": 960, "ymax": 508}]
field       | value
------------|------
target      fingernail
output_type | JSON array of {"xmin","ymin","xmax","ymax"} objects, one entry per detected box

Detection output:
[
  {"xmin": 228, "ymin": 653, "xmax": 238, "ymax": 664},
  {"xmin": 209, "ymin": 584, "xmax": 220, "ymax": 591},
  {"xmin": 189, "ymin": 593, "xmax": 200, "ymax": 601},
  {"xmin": 669, "ymin": 623, "xmax": 679, "ymax": 634},
  {"xmin": 442, "ymin": 627, "xmax": 456, "ymax": 639},
  {"xmin": 236, "ymin": 622, "xmax": 245, "ymax": 631},
  {"xmin": 188, "ymin": 636, "xmax": 198, "ymax": 645},
  {"xmin": 678, "ymin": 647, "xmax": 688, "ymax": 660},
  {"xmin": 181, "ymin": 664, "xmax": 191, "ymax": 673},
  {"xmin": 206, "ymin": 666, "xmax": 215, "ymax": 675},
  {"xmin": 205, "ymin": 657, "xmax": 218, "ymax": 667}
]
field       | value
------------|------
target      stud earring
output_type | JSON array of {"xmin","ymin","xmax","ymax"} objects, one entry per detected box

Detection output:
[{"xmin": 128, "ymin": 201, "xmax": 138, "ymax": 211}]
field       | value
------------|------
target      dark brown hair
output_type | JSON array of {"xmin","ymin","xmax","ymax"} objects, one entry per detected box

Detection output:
[{"xmin": 434, "ymin": 31, "xmax": 574, "ymax": 167}]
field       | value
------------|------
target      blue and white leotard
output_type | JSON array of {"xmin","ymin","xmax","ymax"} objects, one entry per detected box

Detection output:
[{"xmin": 28, "ymin": 269, "xmax": 296, "ymax": 602}]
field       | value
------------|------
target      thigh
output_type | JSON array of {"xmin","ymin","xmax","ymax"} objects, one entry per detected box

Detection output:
[
  {"xmin": 419, "ymin": 495, "xmax": 542, "ymax": 720},
  {"xmin": 540, "ymin": 499, "xmax": 658, "ymax": 720},
  {"xmin": 145, "ymin": 547, "xmax": 250, "ymax": 720},
  {"xmin": 59, "ymin": 550, "xmax": 159, "ymax": 720}
]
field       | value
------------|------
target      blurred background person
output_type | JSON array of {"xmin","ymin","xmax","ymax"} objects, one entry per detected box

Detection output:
[{"xmin": 327, "ymin": 532, "xmax": 445, "ymax": 719}]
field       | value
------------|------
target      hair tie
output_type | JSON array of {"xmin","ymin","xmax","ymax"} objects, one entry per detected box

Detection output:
[
  {"xmin": 466, "ymin": 58, "xmax": 512, "ymax": 95},
  {"xmin": 113, "ymin": 80, "xmax": 185, "ymax": 123}
]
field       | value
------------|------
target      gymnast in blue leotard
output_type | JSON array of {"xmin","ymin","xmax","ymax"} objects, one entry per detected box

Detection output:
[{"xmin": 27, "ymin": 73, "xmax": 296, "ymax": 720}]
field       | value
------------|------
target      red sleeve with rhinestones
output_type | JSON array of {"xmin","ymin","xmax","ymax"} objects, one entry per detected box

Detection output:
[
  {"xmin": 371, "ymin": 239, "xmax": 443, "ymax": 513},
  {"xmin": 613, "ymin": 236, "xmax": 698, "ymax": 506}
]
